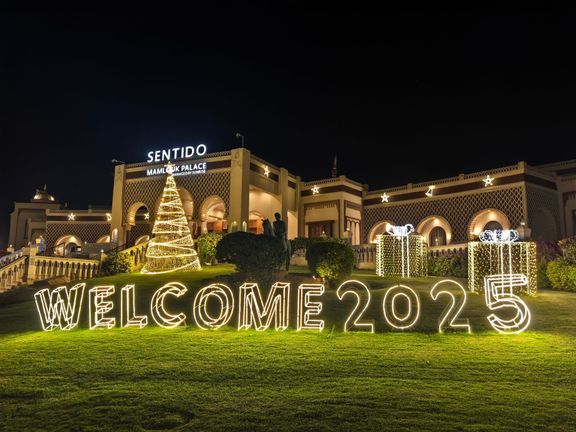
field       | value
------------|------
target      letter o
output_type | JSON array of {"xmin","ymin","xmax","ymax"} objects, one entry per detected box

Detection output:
[
  {"xmin": 193, "ymin": 284, "xmax": 234, "ymax": 329},
  {"xmin": 382, "ymin": 285, "xmax": 420, "ymax": 330},
  {"xmin": 196, "ymin": 144, "xmax": 207, "ymax": 156}
]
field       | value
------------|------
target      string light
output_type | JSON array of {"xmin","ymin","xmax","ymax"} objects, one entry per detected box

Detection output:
[
  {"xmin": 34, "ymin": 283, "xmax": 85, "ymax": 331},
  {"xmin": 296, "ymin": 284, "xmax": 324, "ymax": 331},
  {"xmin": 382, "ymin": 285, "xmax": 420, "ymax": 330},
  {"xmin": 484, "ymin": 274, "xmax": 531, "ymax": 334},
  {"xmin": 429, "ymin": 280, "xmax": 471, "ymax": 333},
  {"xmin": 193, "ymin": 283, "xmax": 234, "ymax": 329},
  {"xmin": 141, "ymin": 162, "xmax": 202, "ymax": 274},
  {"xmin": 238, "ymin": 282, "xmax": 290, "ymax": 331},
  {"xmin": 376, "ymin": 225, "xmax": 427, "ymax": 278},
  {"xmin": 150, "ymin": 282, "xmax": 188, "ymax": 328},
  {"xmin": 89, "ymin": 286, "xmax": 116, "ymax": 329},
  {"xmin": 120, "ymin": 285, "xmax": 148, "ymax": 328},
  {"xmin": 336, "ymin": 280, "xmax": 374, "ymax": 332}
]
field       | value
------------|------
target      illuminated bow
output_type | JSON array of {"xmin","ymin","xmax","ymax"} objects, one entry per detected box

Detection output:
[
  {"xmin": 386, "ymin": 224, "xmax": 415, "ymax": 237},
  {"xmin": 479, "ymin": 229, "xmax": 519, "ymax": 243}
]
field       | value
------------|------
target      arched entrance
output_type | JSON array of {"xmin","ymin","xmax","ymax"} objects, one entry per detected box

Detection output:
[
  {"xmin": 368, "ymin": 220, "xmax": 395, "ymax": 243},
  {"xmin": 54, "ymin": 235, "xmax": 82, "ymax": 257},
  {"xmin": 200, "ymin": 195, "xmax": 227, "ymax": 234},
  {"xmin": 468, "ymin": 209, "xmax": 511, "ymax": 240},
  {"xmin": 417, "ymin": 216, "xmax": 452, "ymax": 247}
]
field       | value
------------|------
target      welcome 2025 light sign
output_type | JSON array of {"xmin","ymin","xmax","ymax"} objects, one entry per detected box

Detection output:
[{"xmin": 34, "ymin": 277, "xmax": 531, "ymax": 335}]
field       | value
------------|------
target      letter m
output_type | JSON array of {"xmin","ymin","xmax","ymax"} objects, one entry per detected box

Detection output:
[
  {"xmin": 34, "ymin": 283, "xmax": 85, "ymax": 331},
  {"xmin": 238, "ymin": 283, "xmax": 290, "ymax": 331}
]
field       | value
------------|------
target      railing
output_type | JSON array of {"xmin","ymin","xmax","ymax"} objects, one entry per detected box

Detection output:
[
  {"xmin": 0, "ymin": 249, "xmax": 24, "ymax": 268},
  {"xmin": 31, "ymin": 255, "xmax": 100, "ymax": 283},
  {"xmin": 0, "ymin": 256, "xmax": 28, "ymax": 291},
  {"xmin": 119, "ymin": 242, "xmax": 149, "ymax": 269},
  {"xmin": 352, "ymin": 243, "xmax": 469, "ymax": 269}
]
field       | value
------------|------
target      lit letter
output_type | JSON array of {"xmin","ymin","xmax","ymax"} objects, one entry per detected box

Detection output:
[
  {"xmin": 196, "ymin": 144, "xmax": 207, "ymax": 156},
  {"xmin": 193, "ymin": 283, "xmax": 234, "ymax": 329},
  {"xmin": 150, "ymin": 282, "xmax": 187, "ymax": 328},
  {"xmin": 430, "ymin": 280, "xmax": 471, "ymax": 333},
  {"xmin": 89, "ymin": 286, "xmax": 116, "ymax": 329},
  {"xmin": 34, "ymin": 283, "xmax": 85, "ymax": 331},
  {"xmin": 184, "ymin": 146, "xmax": 194, "ymax": 158},
  {"xmin": 238, "ymin": 282, "xmax": 290, "ymax": 331},
  {"xmin": 382, "ymin": 285, "xmax": 420, "ymax": 330},
  {"xmin": 161, "ymin": 149, "xmax": 170, "ymax": 161},
  {"xmin": 147, "ymin": 151, "xmax": 154, "ymax": 163},
  {"xmin": 172, "ymin": 147, "xmax": 180, "ymax": 160},
  {"xmin": 296, "ymin": 284, "xmax": 324, "ymax": 331},
  {"xmin": 336, "ymin": 280, "xmax": 374, "ymax": 332},
  {"xmin": 120, "ymin": 285, "xmax": 148, "ymax": 328},
  {"xmin": 154, "ymin": 150, "xmax": 161, "ymax": 162},
  {"xmin": 484, "ymin": 274, "xmax": 531, "ymax": 334}
]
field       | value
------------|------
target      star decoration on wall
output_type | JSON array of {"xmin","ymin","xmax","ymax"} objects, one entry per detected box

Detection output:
[
  {"xmin": 68, "ymin": 213, "xmax": 76, "ymax": 221},
  {"xmin": 312, "ymin": 185, "xmax": 320, "ymax": 195},
  {"xmin": 264, "ymin": 166, "xmax": 270, "ymax": 177},
  {"xmin": 106, "ymin": 213, "xmax": 112, "ymax": 222},
  {"xmin": 144, "ymin": 212, "xmax": 150, "ymax": 220},
  {"xmin": 381, "ymin": 193, "xmax": 389, "ymax": 203},
  {"xmin": 483, "ymin": 175, "xmax": 494, "ymax": 187},
  {"xmin": 425, "ymin": 185, "xmax": 436, "ymax": 197}
]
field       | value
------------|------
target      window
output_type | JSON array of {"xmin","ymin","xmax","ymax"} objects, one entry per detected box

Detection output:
[
  {"xmin": 483, "ymin": 221, "xmax": 503, "ymax": 231},
  {"xmin": 429, "ymin": 226, "xmax": 447, "ymax": 246}
]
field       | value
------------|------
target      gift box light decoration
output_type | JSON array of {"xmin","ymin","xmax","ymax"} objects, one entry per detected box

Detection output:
[
  {"xmin": 376, "ymin": 224, "xmax": 427, "ymax": 278},
  {"xmin": 468, "ymin": 229, "xmax": 537, "ymax": 296}
]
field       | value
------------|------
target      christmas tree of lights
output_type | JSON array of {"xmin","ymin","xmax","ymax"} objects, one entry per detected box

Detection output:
[{"xmin": 141, "ymin": 163, "xmax": 201, "ymax": 274}]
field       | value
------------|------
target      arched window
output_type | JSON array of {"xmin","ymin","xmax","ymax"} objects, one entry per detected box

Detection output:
[
  {"xmin": 429, "ymin": 226, "xmax": 447, "ymax": 246},
  {"xmin": 483, "ymin": 221, "xmax": 503, "ymax": 231}
]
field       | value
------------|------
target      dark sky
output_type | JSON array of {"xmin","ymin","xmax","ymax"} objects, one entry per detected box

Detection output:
[{"xmin": 1, "ymin": 12, "xmax": 576, "ymax": 247}]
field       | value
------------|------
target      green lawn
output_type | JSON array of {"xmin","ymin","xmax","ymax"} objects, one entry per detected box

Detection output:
[{"xmin": 1, "ymin": 266, "xmax": 575, "ymax": 431}]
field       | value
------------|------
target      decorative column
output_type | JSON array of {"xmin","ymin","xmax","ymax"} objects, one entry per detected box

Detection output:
[{"xmin": 228, "ymin": 148, "xmax": 250, "ymax": 232}]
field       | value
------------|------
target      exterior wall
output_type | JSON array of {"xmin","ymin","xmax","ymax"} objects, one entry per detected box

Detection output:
[
  {"xmin": 363, "ymin": 186, "xmax": 526, "ymax": 244},
  {"xmin": 45, "ymin": 222, "xmax": 111, "ymax": 249},
  {"xmin": 525, "ymin": 184, "xmax": 563, "ymax": 240},
  {"xmin": 9, "ymin": 202, "xmax": 61, "ymax": 248}
]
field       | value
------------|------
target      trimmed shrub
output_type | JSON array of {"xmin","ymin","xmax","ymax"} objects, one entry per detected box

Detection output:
[
  {"xmin": 100, "ymin": 252, "xmax": 133, "ymax": 276},
  {"xmin": 290, "ymin": 236, "xmax": 347, "ymax": 254},
  {"xmin": 197, "ymin": 233, "xmax": 222, "ymax": 265},
  {"xmin": 558, "ymin": 237, "xmax": 576, "ymax": 265},
  {"xmin": 546, "ymin": 260, "xmax": 576, "ymax": 292},
  {"xmin": 428, "ymin": 254, "xmax": 467, "ymax": 278},
  {"xmin": 216, "ymin": 231, "xmax": 285, "ymax": 277},
  {"xmin": 306, "ymin": 241, "xmax": 355, "ymax": 288}
]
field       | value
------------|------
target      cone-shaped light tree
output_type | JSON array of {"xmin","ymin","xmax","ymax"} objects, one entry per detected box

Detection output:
[{"xmin": 141, "ymin": 163, "xmax": 201, "ymax": 274}]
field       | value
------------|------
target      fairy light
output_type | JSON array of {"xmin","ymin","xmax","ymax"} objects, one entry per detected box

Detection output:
[
  {"xmin": 311, "ymin": 185, "xmax": 320, "ymax": 195},
  {"xmin": 381, "ymin": 193, "xmax": 389, "ymax": 203},
  {"xmin": 238, "ymin": 282, "xmax": 290, "ymax": 331},
  {"xmin": 68, "ymin": 213, "xmax": 76, "ymax": 221},
  {"xmin": 296, "ymin": 284, "xmax": 324, "ymax": 331},
  {"xmin": 468, "ymin": 229, "xmax": 537, "ymax": 296},
  {"xmin": 141, "ymin": 162, "xmax": 202, "ymax": 274},
  {"xmin": 192, "ymin": 283, "xmax": 234, "ymax": 329},
  {"xmin": 376, "ymin": 225, "xmax": 427, "ymax": 278},
  {"xmin": 150, "ymin": 282, "xmax": 188, "ymax": 328},
  {"xmin": 429, "ymin": 280, "xmax": 471, "ymax": 333},
  {"xmin": 382, "ymin": 285, "xmax": 420, "ymax": 330},
  {"xmin": 483, "ymin": 175, "xmax": 494, "ymax": 187},
  {"xmin": 120, "ymin": 285, "xmax": 148, "ymax": 328},
  {"xmin": 89, "ymin": 286, "xmax": 116, "ymax": 329},
  {"xmin": 336, "ymin": 280, "xmax": 374, "ymax": 332},
  {"xmin": 484, "ymin": 274, "xmax": 531, "ymax": 334},
  {"xmin": 34, "ymin": 283, "xmax": 85, "ymax": 331}
]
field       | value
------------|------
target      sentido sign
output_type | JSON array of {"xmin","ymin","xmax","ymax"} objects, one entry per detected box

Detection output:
[
  {"xmin": 34, "ymin": 278, "xmax": 532, "ymax": 335},
  {"xmin": 147, "ymin": 144, "xmax": 207, "ymax": 163}
]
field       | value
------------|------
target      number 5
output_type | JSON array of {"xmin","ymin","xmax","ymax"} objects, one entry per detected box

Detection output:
[{"xmin": 484, "ymin": 274, "xmax": 531, "ymax": 334}]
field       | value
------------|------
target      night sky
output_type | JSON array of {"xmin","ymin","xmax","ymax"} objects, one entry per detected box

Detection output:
[{"xmin": 1, "ymin": 12, "xmax": 576, "ymax": 247}]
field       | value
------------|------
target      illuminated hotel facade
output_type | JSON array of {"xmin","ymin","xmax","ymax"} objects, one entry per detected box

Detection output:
[{"xmin": 8, "ymin": 147, "xmax": 576, "ymax": 256}]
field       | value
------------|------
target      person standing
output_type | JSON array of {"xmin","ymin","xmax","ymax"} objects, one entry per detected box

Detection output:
[{"xmin": 273, "ymin": 212, "xmax": 291, "ymax": 271}]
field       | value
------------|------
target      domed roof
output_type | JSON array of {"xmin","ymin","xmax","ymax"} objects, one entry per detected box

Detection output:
[{"xmin": 31, "ymin": 186, "xmax": 57, "ymax": 203}]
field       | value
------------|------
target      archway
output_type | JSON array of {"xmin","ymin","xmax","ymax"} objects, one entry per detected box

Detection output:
[
  {"xmin": 368, "ymin": 220, "xmax": 395, "ymax": 243},
  {"xmin": 96, "ymin": 235, "xmax": 111, "ymax": 243},
  {"xmin": 468, "ymin": 209, "xmax": 510, "ymax": 240},
  {"xmin": 200, "ymin": 195, "xmax": 227, "ymax": 234},
  {"xmin": 417, "ymin": 216, "xmax": 452, "ymax": 246},
  {"xmin": 134, "ymin": 235, "xmax": 150, "ymax": 246},
  {"xmin": 54, "ymin": 235, "xmax": 82, "ymax": 257}
]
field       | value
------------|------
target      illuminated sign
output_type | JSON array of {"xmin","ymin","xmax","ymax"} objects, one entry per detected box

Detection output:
[
  {"xmin": 34, "ymin": 278, "xmax": 532, "ymax": 334},
  {"xmin": 146, "ymin": 162, "xmax": 207, "ymax": 177},
  {"xmin": 147, "ymin": 144, "xmax": 207, "ymax": 163}
]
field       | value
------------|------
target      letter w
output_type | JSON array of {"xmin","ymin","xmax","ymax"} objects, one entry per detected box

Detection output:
[
  {"xmin": 34, "ymin": 283, "xmax": 85, "ymax": 331},
  {"xmin": 238, "ymin": 283, "xmax": 290, "ymax": 330}
]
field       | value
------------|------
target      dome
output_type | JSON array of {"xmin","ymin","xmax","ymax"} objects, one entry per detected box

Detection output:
[{"xmin": 31, "ymin": 187, "xmax": 57, "ymax": 203}]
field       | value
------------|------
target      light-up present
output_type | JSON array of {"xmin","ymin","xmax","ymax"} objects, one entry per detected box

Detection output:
[
  {"xmin": 468, "ymin": 229, "xmax": 537, "ymax": 295},
  {"xmin": 376, "ymin": 224, "xmax": 427, "ymax": 278}
]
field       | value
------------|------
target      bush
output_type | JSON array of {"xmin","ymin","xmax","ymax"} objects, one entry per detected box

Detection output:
[
  {"xmin": 306, "ymin": 241, "xmax": 355, "ymax": 288},
  {"xmin": 197, "ymin": 233, "xmax": 222, "ymax": 265},
  {"xmin": 546, "ymin": 260, "xmax": 576, "ymax": 292},
  {"xmin": 290, "ymin": 236, "xmax": 347, "ymax": 254},
  {"xmin": 216, "ymin": 231, "xmax": 285, "ymax": 277},
  {"xmin": 100, "ymin": 252, "xmax": 133, "ymax": 276},
  {"xmin": 428, "ymin": 254, "xmax": 467, "ymax": 278},
  {"xmin": 558, "ymin": 237, "xmax": 576, "ymax": 265}
]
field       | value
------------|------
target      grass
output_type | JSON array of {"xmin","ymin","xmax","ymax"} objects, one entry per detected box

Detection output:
[{"xmin": 0, "ymin": 265, "xmax": 575, "ymax": 431}]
